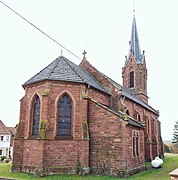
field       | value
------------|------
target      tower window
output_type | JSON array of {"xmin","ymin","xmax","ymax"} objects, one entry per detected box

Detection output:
[{"xmin": 130, "ymin": 71, "xmax": 134, "ymax": 88}]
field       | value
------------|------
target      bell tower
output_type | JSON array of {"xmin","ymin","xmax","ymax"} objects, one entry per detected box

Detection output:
[{"xmin": 122, "ymin": 15, "xmax": 148, "ymax": 103}]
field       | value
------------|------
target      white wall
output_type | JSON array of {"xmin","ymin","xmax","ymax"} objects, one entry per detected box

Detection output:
[{"xmin": 0, "ymin": 135, "xmax": 11, "ymax": 158}]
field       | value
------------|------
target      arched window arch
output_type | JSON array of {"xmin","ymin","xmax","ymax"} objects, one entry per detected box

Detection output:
[
  {"xmin": 32, "ymin": 95, "xmax": 40, "ymax": 135},
  {"xmin": 57, "ymin": 94, "xmax": 72, "ymax": 136}
]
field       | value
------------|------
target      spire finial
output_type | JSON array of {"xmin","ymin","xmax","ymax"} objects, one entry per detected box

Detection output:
[
  {"xmin": 61, "ymin": 49, "xmax": 63, "ymax": 56},
  {"xmin": 133, "ymin": 0, "xmax": 135, "ymax": 15},
  {"xmin": 82, "ymin": 50, "xmax": 87, "ymax": 60}
]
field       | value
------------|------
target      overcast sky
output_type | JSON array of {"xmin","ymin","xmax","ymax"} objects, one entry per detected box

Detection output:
[{"xmin": 0, "ymin": 0, "xmax": 177, "ymax": 141}]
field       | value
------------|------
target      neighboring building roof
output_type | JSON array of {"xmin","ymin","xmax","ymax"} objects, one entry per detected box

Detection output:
[
  {"xmin": 8, "ymin": 127, "xmax": 15, "ymax": 136},
  {"xmin": 23, "ymin": 56, "xmax": 109, "ymax": 94},
  {"xmin": 0, "ymin": 120, "xmax": 11, "ymax": 135}
]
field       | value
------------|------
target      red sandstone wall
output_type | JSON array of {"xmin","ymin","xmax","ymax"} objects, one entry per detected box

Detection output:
[
  {"xmin": 43, "ymin": 140, "xmax": 89, "ymax": 169},
  {"xmin": 22, "ymin": 140, "xmax": 44, "ymax": 169},
  {"xmin": 19, "ymin": 81, "xmax": 89, "ymax": 139},
  {"xmin": 120, "ymin": 96, "xmax": 163, "ymax": 161},
  {"xmin": 122, "ymin": 124, "xmax": 145, "ymax": 170},
  {"xmin": 12, "ymin": 80, "xmax": 90, "ymax": 174},
  {"xmin": 11, "ymin": 139, "xmax": 24, "ymax": 171},
  {"xmin": 80, "ymin": 59, "xmax": 119, "ymax": 109},
  {"xmin": 88, "ymin": 99, "xmax": 145, "ymax": 176}
]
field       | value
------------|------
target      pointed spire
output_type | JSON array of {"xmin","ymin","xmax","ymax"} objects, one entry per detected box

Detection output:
[{"xmin": 129, "ymin": 15, "xmax": 143, "ymax": 63}]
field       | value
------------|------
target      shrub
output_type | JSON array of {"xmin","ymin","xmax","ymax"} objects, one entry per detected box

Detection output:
[
  {"xmin": 4, "ymin": 158, "xmax": 9, "ymax": 163},
  {"xmin": 0, "ymin": 156, "xmax": 6, "ymax": 161},
  {"xmin": 164, "ymin": 144, "xmax": 172, "ymax": 153}
]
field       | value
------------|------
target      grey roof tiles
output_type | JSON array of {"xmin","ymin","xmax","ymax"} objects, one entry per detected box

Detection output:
[
  {"xmin": 23, "ymin": 56, "xmax": 108, "ymax": 94},
  {"xmin": 24, "ymin": 55, "xmax": 157, "ymax": 115}
]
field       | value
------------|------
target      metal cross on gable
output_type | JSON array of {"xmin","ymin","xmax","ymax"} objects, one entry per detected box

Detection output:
[{"xmin": 82, "ymin": 50, "xmax": 87, "ymax": 60}]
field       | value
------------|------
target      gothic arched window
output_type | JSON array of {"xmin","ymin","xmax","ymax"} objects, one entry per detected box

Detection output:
[
  {"xmin": 57, "ymin": 94, "xmax": 72, "ymax": 136},
  {"xmin": 32, "ymin": 96, "xmax": 40, "ymax": 135}
]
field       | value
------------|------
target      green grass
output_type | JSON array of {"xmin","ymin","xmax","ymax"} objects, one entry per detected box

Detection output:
[{"xmin": 0, "ymin": 154, "xmax": 178, "ymax": 180}]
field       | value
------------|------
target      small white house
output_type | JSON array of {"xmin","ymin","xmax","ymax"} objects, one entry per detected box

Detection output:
[{"xmin": 0, "ymin": 120, "xmax": 15, "ymax": 159}]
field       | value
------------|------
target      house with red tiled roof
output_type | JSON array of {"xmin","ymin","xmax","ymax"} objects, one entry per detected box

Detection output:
[{"xmin": 0, "ymin": 120, "xmax": 15, "ymax": 159}]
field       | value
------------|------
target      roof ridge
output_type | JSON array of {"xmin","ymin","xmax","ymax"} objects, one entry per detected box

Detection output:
[
  {"xmin": 62, "ymin": 56, "xmax": 86, "ymax": 83},
  {"xmin": 121, "ymin": 87, "xmax": 158, "ymax": 114},
  {"xmin": 81, "ymin": 59, "xmax": 106, "ymax": 77},
  {"xmin": 83, "ymin": 97, "xmax": 144, "ymax": 128},
  {"xmin": 23, "ymin": 58, "xmax": 58, "ymax": 87},
  {"xmin": 47, "ymin": 57, "xmax": 61, "ymax": 78}
]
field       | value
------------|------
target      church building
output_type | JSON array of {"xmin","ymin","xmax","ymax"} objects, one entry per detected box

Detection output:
[{"xmin": 12, "ymin": 14, "xmax": 163, "ymax": 177}]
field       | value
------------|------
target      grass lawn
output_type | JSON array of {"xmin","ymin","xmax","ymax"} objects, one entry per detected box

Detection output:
[{"xmin": 0, "ymin": 153, "xmax": 178, "ymax": 180}]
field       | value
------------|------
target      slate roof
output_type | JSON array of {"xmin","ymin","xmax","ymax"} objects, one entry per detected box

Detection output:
[
  {"xmin": 8, "ymin": 127, "xmax": 15, "ymax": 136},
  {"xmin": 106, "ymin": 76, "xmax": 158, "ymax": 115},
  {"xmin": 0, "ymin": 120, "xmax": 11, "ymax": 135},
  {"xmin": 121, "ymin": 87, "xmax": 158, "ymax": 115},
  {"xmin": 84, "ymin": 97, "xmax": 144, "ymax": 129},
  {"xmin": 23, "ymin": 54, "xmax": 157, "ymax": 115},
  {"xmin": 23, "ymin": 56, "xmax": 109, "ymax": 94},
  {"xmin": 128, "ymin": 118, "xmax": 144, "ymax": 128}
]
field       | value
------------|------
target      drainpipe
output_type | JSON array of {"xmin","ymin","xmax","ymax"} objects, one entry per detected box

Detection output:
[{"xmin": 156, "ymin": 110, "xmax": 159, "ymax": 156}]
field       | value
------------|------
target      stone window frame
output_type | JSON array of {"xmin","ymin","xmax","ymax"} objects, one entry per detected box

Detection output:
[
  {"xmin": 55, "ymin": 91, "xmax": 74, "ymax": 140},
  {"xmin": 132, "ymin": 130, "xmax": 140, "ymax": 158}
]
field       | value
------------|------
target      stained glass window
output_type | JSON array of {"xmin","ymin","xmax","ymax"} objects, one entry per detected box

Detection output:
[
  {"xmin": 32, "ymin": 96, "xmax": 40, "ymax": 135},
  {"xmin": 57, "ymin": 94, "xmax": 72, "ymax": 136}
]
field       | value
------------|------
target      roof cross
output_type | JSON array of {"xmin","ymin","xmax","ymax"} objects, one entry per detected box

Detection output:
[{"xmin": 82, "ymin": 50, "xmax": 87, "ymax": 60}]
